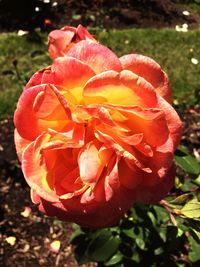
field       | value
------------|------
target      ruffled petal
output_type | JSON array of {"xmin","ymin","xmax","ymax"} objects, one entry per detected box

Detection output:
[
  {"xmin": 48, "ymin": 28, "xmax": 75, "ymax": 59},
  {"xmin": 42, "ymin": 57, "xmax": 96, "ymax": 104},
  {"xmin": 156, "ymin": 95, "xmax": 182, "ymax": 150},
  {"xmin": 120, "ymin": 54, "xmax": 172, "ymax": 103},
  {"xmin": 14, "ymin": 129, "xmax": 32, "ymax": 161},
  {"xmin": 134, "ymin": 165, "xmax": 175, "ymax": 203},
  {"xmin": 14, "ymin": 84, "xmax": 71, "ymax": 140},
  {"xmin": 48, "ymin": 24, "xmax": 97, "ymax": 59},
  {"xmin": 78, "ymin": 142, "xmax": 103, "ymax": 185},
  {"xmin": 67, "ymin": 40, "xmax": 122, "ymax": 74},
  {"xmin": 22, "ymin": 133, "xmax": 59, "ymax": 202},
  {"xmin": 25, "ymin": 68, "xmax": 49, "ymax": 89},
  {"xmin": 119, "ymin": 158, "xmax": 143, "ymax": 189},
  {"xmin": 83, "ymin": 70, "xmax": 157, "ymax": 107},
  {"xmin": 31, "ymin": 183, "xmax": 135, "ymax": 228}
]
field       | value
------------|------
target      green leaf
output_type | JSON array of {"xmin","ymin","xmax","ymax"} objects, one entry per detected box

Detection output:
[
  {"xmin": 181, "ymin": 199, "xmax": 200, "ymax": 219},
  {"xmin": 53, "ymin": 219, "xmax": 61, "ymax": 225},
  {"xmin": 194, "ymin": 175, "xmax": 200, "ymax": 186},
  {"xmin": 169, "ymin": 193, "xmax": 194, "ymax": 207},
  {"xmin": 174, "ymin": 154, "xmax": 200, "ymax": 175},
  {"xmin": 122, "ymin": 228, "xmax": 135, "ymax": 239},
  {"xmin": 147, "ymin": 211, "xmax": 157, "ymax": 226},
  {"xmin": 69, "ymin": 228, "xmax": 86, "ymax": 245},
  {"xmin": 175, "ymin": 176, "xmax": 183, "ymax": 189},
  {"xmin": 88, "ymin": 230, "xmax": 121, "ymax": 262},
  {"xmin": 153, "ymin": 205, "xmax": 170, "ymax": 223},
  {"xmin": 190, "ymin": 228, "xmax": 200, "ymax": 243},
  {"xmin": 131, "ymin": 252, "xmax": 140, "ymax": 263},
  {"xmin": 105, "ymin": 253, "xmax": 123, "ymax": 266},
  {"xmin": 180, "ymin": 179, "xmax": 198, "ymax": 192},
  {"xmin": 74, "ymin": 239, "xmax": 90, "ymax": 265},
  {"xmin": 177, "ymin": 228, "xmax": 184, "ymax": 237},
  {"xmin": 136, "ymin": 237, "xmax": 146, "ymax": 250},
  {"xmin": 72, "ymin": 14, "xmax": 82, "ymax": 20},
  {"xmin": 176, "ymin": 145, "xmax": 189, "ymax": 155},
  {"xmin": 189, "ymin": 236, "xmax": 200, "ymax": 262},
  {"xmin": 154, "ymin": 247, "xmax": 164, "ymax": 255}
]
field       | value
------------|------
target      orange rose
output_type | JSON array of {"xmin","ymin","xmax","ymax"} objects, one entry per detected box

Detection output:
[
  {"xmin": 48, "ymin": 24, "xmax": 97, "ymax": 59},
  {"xmin": 14, "ymin": 25, "xmax": 182, "ymax": 228}
]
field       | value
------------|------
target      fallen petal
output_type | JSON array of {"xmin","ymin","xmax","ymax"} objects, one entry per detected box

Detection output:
[
  {"xmin": 49, "ymin": 240, "xmax": 61, "ymax": 253},
  {"xmin": 5, "ymin": 236, "xmax": 16, "ymax": 246},
  {"xmin": 20, "ymin": 206, "xmax": 32, "ymax": 217}
]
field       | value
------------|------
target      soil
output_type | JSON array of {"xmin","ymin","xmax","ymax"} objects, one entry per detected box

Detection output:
[
  {"xmin": 0, "ymin": 0, "xmax": 200, "ymax": 32},
  {"xmin": 0, "ymin": 0, "xmax": 200, "ymax": 266}
]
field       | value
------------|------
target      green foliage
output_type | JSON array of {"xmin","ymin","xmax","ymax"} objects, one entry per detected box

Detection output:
[
  {"xmin": 71, "ymin": 145, "xmax": 200, "ymax": 266},
  {"xmin": 71, "ymin": 205, "xmax": 199, "ymax": 266},
  {"xmin": 175, "ymin": 146, "xmax": 200, "ymax": 175},
  {"xmin": 0, "ymin": 32, "xmax": 50, "ymax": 118}
]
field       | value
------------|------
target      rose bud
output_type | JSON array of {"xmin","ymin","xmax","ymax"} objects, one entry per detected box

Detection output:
[{"xmin": 48, "ymin": 24, "xmax": 97, "ymax": 59}]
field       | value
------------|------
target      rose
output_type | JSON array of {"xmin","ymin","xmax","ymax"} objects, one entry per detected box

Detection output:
[
  {"xmin": 48, "ymin": 24, "xmax": 97, "ymax": 59},
  {"xmin": 14, "ymin": 25, "xmax": 182, "ymax": 228}
]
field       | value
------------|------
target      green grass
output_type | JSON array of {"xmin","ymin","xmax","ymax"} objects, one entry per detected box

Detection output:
[
  {"xmin": 0, "ymin": 32, "xmax": 51, "ymax": 118},
  {"xmin": 0, "ymin": 28, "xmax": 200, "ymax": 118}
]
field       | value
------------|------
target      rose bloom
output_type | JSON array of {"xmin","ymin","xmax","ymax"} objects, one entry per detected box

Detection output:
[{"xmin": 14, "ymin": 25, "xmax": 182, "ymax": 228}]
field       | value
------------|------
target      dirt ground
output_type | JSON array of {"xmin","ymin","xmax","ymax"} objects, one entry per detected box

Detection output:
[
  {"xmin": 0, "ymin": 0, "xmax": 200, "ymax": 266},
  {"xmin": 0, "ymin": 0, "xmax": 200, "ymax": 32}
]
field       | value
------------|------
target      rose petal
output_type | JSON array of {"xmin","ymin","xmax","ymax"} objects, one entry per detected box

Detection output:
[
  {"xmin": 34, "ymin": 185, "xmax": 135, "ymax": 228},
  {"xmin": 42, "ymin": 57, "xmax": 95, "ymax": 104},
  {"xmin": 49, "ymin": 240, "xmax": 61, "ymax": 253},
  {"xmin": 83, "ymin": 70, "xmax": 157, "ymax": 107},
  {"xmin": 120, "ymin": 54, "xmax": 172, "ymax": 103},
  {"xmin": 157, "ymin": 95, "xmax": 182, "ymax": 150},
  {"xmin": 48, "ymin": 24, "xmax": 97, "ymax": 59},
  {"xmin": 14, "ymin": 84, "xmax": 71, "ymax": 140},
  {"xmin": 5, "ymin": 236, "xmax": 16, "ymax": 246},
  {"xmin": 20, "ymin": 206, "xmax": 32, "ymax": 217},
  {"xmin": 48, "ymin": 28, "xmax": 75, "ymax": 59},
  {"xmin": 14, "ymin": 129, "xmax": 32, "ymax": 161},
  {"xmin": 134, "ymin": 165, "xmax": 175, "ymax": 203},
  {"xmin": 76, "ymin": 24, "xmax": 97, "ymax": 42},
  {"xmin": 67, "ymin": 40, "xmax": 122, "ymax": 74},
  {"xmin": 78, "ymin": 142, "xmax": 103, "ymax": 185},
  {"xmin": 22, "ymin": 133, "xmax": 59, "ymax": 202},
  {"xmin": 25, "ymin": 67, "xmax": 50, "ymax": 89},
  {"xmin": 119, "ymin": 158, "xmax": 143, "ymax": 189},
  {"xmin": 91, "ymin": 104, "xmax": 169, "ymax": 147}
]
